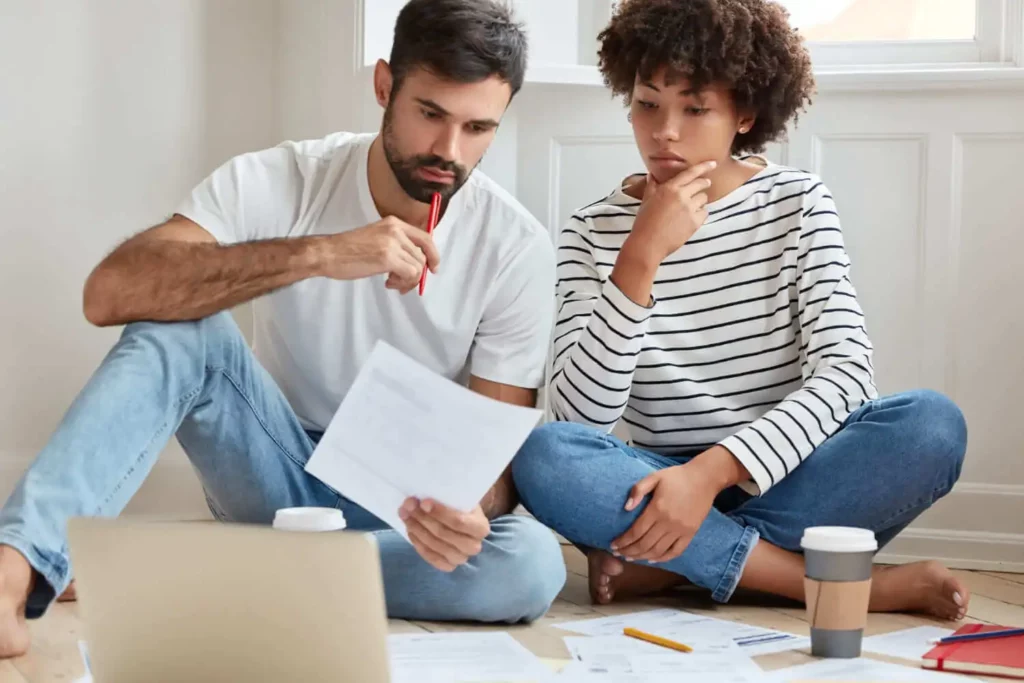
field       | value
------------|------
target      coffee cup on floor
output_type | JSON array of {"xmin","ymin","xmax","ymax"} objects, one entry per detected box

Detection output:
[
  {"xmin": 273, "ymin": 507, "xmax": 347, "ymax": 532},
  {"xmin": 801, "ymin": 526, "xmax": 878, "ymax": 658}
]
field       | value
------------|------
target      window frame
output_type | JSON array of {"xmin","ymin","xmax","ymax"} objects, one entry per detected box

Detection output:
[{"xmin": 785, "ymin": 0, "xmax": 1023, "ymax": 69}]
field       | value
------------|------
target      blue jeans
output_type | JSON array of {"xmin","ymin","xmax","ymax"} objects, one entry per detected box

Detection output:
[
  {"xmin": 0, "ymin": 313, "xmax": 565, "ymax": 622},
  {"xmin": 512, "ymin": 391, "xmax": 966, "ymax": 603}
]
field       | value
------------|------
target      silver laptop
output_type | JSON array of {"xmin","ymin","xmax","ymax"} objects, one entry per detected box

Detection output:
[{"xmin": 67, "ymin": 517, "xmax": 391, "ymax": 682}]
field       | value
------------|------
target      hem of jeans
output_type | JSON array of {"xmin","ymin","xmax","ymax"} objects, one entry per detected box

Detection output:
[
  {"xmin": 0, "ymin": 531, "xmax": 64, "ymax": 619},
  {"xmin": 710, "ymin": 526, "xmax": 760, "ymax": 603}
]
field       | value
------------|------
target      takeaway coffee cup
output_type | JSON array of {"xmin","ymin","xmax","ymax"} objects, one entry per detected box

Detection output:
[
  {"xmin": 801, "ymin": 526, "xmax": 878, "ymax": 658},
  {"xmin": 273, "ymin": 507, "xmax": 347, "ymax": 532}
]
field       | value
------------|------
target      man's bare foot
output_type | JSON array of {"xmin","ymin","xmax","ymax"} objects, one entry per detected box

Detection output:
[
  {"xmin": 0, "ymin": 545, "xmax": 33, "ymax": 658},
  {"xmin": 57, "ymin": 581, "xmax": 76, "ymax": 603},
  {"xmin": 588, "ymin": 550, "xmax": 684, "ymax": 604},
  {"xmin": 869, "ymin": 560, "xmax": 969, "ymax": 621}
]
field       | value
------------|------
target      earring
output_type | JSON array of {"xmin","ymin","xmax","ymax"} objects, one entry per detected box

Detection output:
[
  {"xmin": 739, "ymin": 126, "xmax": 749, "ymax": 134},
  {"xmin": 627, "ymin": 112, "xmax": 632, "ymax": 123}
]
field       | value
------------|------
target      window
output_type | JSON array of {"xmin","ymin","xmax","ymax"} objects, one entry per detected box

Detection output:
[
  {"xmin": 781, "ymin": 0, "xmax": 976, "ymax": 42},
  {"xmin": 775, "ymin": 0, "xmax": 1021, "ymax": 68}
]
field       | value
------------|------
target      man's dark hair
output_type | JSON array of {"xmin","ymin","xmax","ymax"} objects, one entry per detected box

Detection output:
[
  {"xmin": 598, "ymin": 0, "xmax": 816, "ymax": 154},
  {"xmin": 389, "ymin": 0, "xmax": 528, "ymax": 97}
]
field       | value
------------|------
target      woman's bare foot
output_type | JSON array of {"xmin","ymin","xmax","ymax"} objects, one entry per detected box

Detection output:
[
  {"xmin": 588, "ymin": 550, "xmax": 684, "ymax": 604},
  {"xmin": 869, "ymin": 560, "xmax": 969, "ymax": 621},
  {"xmin": 0, "ymin": 545, "xmax": 33, "ymax": 658},
  {"xmin": 587, "ymin": 545, "xmax": 967, "ymax": 620}
]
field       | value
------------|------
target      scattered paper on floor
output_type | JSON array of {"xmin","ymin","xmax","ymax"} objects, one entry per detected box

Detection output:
[
  {"xmin": 860, "ymin": 626, "xmax": 953, "ymax": 661},
  {"xmin": 387, "ymin": 632, "xmax": 552, "ymax": 683},
  {"xmin": 765, "ymin": 656, "xmax": 982, "ymax": 682},
  {"xmin": 555, "ymin": 658, "xmax": 766, "ymax": 682},
  {"xmin": 555, "ymin": 608, "xmax": 810, "ymax": 656}
]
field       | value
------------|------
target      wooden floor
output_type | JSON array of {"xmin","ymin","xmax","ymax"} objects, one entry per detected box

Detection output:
[{"xmin": 4, "ymin": 545, "xmax": 1024, "ymax": 682}]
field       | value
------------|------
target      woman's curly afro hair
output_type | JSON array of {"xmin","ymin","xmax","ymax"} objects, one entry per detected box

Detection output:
[{"xmin": 597, "ymin": 0, "xmax": 816, "ymax": 155}]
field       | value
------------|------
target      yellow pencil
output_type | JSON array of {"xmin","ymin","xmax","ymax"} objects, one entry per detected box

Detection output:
[{"xmin": 623, "ymin": 627, "xmax": 694, "ymax": 653}]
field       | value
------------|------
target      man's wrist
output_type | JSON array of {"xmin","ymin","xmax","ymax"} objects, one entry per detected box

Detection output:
[
  {"xmin": 689, "ymin": 445, "xmax": 750, "ymax": 492},
  {"xmin": 480, "ymin": 477, "xmax": 517, "ymax": 520},
  {"xmin": 306, "ymin": 233, "xmax": 352, "ymax": 278},
  {"xmin": 303, "ymin": 235, "xmax": 330, "ymax": 277}
]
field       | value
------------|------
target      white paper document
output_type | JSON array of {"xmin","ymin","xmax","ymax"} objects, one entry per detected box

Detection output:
[
  {"xmin": 861, "ymin": 626, "xmax": 954, "ymax": 661},
  {"xmin": 766, "ymin": 656, "xmax": 981, "ymax": 682},
  {"xmin": 564, "ymin": 638, "xmax": 759, "ymax": 677},
  {"xmin": 564, "ymin": 634, "xmax": 743, "ymax": 676},
  {"xmin": 556, "ymin": 608, "xmax": 809, "ymax": 656},
  {"xmin": 388, "ymin": 632, "xmax": 552, "ymax": 683},
  {"xmin": 555, "ymin": 608, "xmax": 705, "ymax": 637},
  {"xmin": 564, "ymin": 634, "xmax": 667, "ymax": 661},
  {"xmin": 556, "ymin": 658, "xmax": 765, "ymax": 682},
  {"xmin": 556, "ymin": 661, "xmax": 658, "ymax": 682},
  {"xmin": 305, "ymin": 341, "xmax": 542, "ymax": 538},
  {"xmin": 564, "ymin": 633, "xmax": 739, "ymax": 665}
]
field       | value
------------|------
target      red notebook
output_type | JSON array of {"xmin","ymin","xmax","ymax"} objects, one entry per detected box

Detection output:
[{"xmin": 922, "ymin": 624, "xmax": 1024, "ymax": 679}]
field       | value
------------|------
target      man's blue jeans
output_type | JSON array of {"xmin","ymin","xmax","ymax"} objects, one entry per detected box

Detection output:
[
  {"xmin": 0, "ymin": 313, "xmax": 565, "ymax": 622},
  {"xmin": 512, "ymin": 391, "xmax": 966, "ymax": 602}
]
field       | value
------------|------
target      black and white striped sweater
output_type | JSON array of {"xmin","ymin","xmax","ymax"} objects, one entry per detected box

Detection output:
[{"xmin": 550, "ymin": 164, "xmax": 878, "ymax": 494}]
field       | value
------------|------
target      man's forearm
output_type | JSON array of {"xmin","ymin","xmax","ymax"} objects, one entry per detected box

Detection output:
[
  {"xmin": 84, "ymin": 236, "xmax": 325, "ymax": 326},
  {"xmin": 480, "ymin": 467, "xmax": 518, "ymax": 519}
]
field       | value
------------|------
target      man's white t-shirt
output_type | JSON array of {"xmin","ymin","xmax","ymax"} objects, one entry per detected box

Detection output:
[{"xmin": 175, "ymin": 132, "xmax": 556, "ymax": 431}]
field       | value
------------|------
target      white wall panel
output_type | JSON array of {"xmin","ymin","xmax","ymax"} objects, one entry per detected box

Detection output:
[
  {"xmin": 812, "ymin": 134, "xmax": 929, "ymax": 394},
  {"xmin": 548, "ymin": 136, "xmax": 643, "ymax": 231},
  {"xmin": 950, "ymin": 134, "xmax": 1024, "ymax": 483}
]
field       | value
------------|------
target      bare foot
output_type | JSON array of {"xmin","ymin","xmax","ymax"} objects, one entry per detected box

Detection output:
[
  {"xmin": 588, "ymin": 550, "xmax": 684, "ymax": 604},
  {"xmin": 869, "ymin": 561, "xmax": 969, "ymax": 621},
  {"xmin": 56, "ymin": 581, "xmax": 76, "ymax": 603},
  {"xmin": 0, "ymin": 545, "xmax": 33, "ymax": 658}
]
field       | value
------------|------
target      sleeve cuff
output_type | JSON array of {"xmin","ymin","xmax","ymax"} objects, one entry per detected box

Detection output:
[
  {"xmin": 601, "ymin": 278, "xmax": 655, "ymax": 325},
  {"xmin": 468, "ymin": 365, "xmax": 545, "ymax": 391},
  {"xmin": 719, "ymin": 434, "xmax": 773, "ymax": 495}
]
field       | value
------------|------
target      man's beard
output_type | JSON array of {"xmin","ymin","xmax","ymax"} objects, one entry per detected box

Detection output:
[{"xmin": 381, "ymin": 105, "xmax": 474, "ymax": 203}]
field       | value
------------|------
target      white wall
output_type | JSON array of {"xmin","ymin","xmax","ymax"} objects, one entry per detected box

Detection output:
[
  {"xmin": 0, "ymin": 0, "xmax": 278, "ymax": 515},
  {"xmin": 276, "ymin": 0, "xmax": 373, "ymax": 140}
]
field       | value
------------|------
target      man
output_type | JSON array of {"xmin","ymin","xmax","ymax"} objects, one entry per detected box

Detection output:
[{"xmin": 0, "ymin": 0, "xmax": 564, "ymax": 658}]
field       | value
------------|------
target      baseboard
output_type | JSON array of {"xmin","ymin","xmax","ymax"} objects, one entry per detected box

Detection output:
[
  {"xmin": 918, "ymin": 481, "xmax": 1024, "ymax": 529},
  {"xmin": 953, "ymin": 483, "xmax": 1024, "ymax": 496},
  {"xmin": 877, "ymin": 527, "xmax": 1024, "ymax": 572}
]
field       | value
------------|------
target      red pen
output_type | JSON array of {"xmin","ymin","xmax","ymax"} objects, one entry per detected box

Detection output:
[{"xmin": 418, "ymin": 192, "xmax": 442, "ymax": 296}]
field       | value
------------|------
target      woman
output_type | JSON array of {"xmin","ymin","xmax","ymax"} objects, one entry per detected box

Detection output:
[{"xmin": 512, "ymin": 0, "xmax": 969, "ymax": 620}]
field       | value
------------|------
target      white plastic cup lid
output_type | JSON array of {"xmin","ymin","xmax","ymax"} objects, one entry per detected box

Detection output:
[
  {"xmin": 800, "ymin": 526, "xmax": 878, "ymax": 553},
  {"xmin": 273, "ymin": 507, "xmax": 346, "ymax": 532}
]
